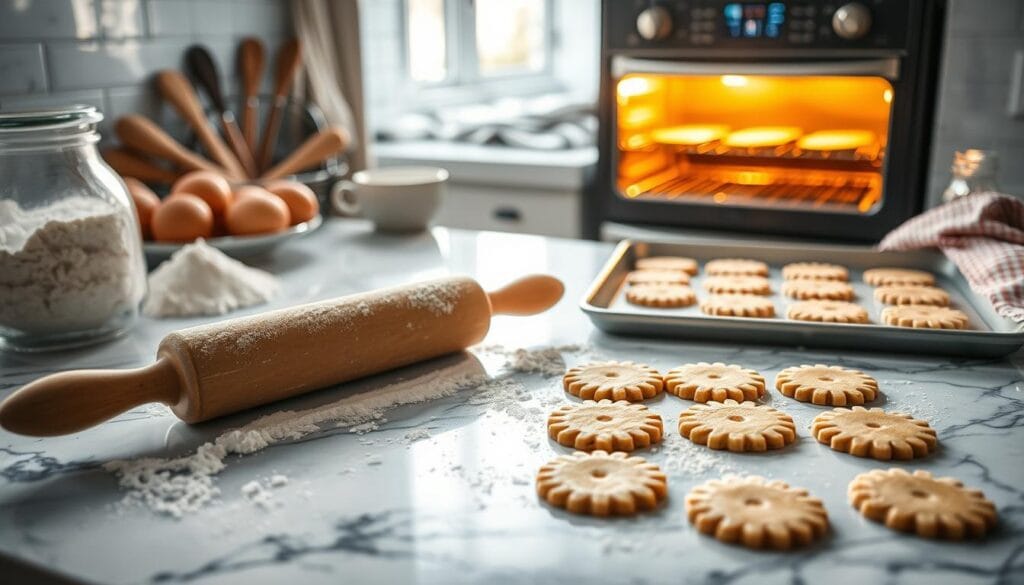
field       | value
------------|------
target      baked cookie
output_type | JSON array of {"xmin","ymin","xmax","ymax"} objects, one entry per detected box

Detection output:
[
  {"xmin": 626, "ymin": 270, "xmax": 690, "ymax": 285},
  {"xmin": 547, "ymin": 400, "xmax": 664, "ymax": 452},
  {"xmin": 705, "ymin": 258, "xmax": 769, "ymax": 277},
  {"xmin": 536, "ymin": 450, "xmax": 668, "ymax": 517},
  {"xmin": 782, "ymin": 262, "xmax": 849, "ymax": 282},
  {"xmin": 563, "ymin": 361, "xmax": 664, "ymax": 402},
  {"xmin": 626, "ymin": 284, "xmax": 696, "ymax": 308},
  {"xmin": 678, "ymin": 399, "xmax": 797, "ymax": 452},
  {"xmin": 810, "ymin": 406, "xmax": 937, "ymax": 460},
  {"xmin": 787, "ymin": 300, "xmax": 869, "ymax": 324},
  {"xmin": 685, "ymin": 476, "xmax": 829, "ymax": 550},
  {"xmin": 874, "ymin": 285, "xmax": 950, "ymax": 306},
  {"xmin": 848, "ymin": 468, "xmax": 997, "ymax": 540},
  {"xmin": 703, "ymin": 275, "xmax": 771, "ymax": 295},
  {"xmin": 775, "ymin": 364, "xmax": 878, "ymax": 406},
  {"xmin": 882, "ymin": 305, "xmax": 968, "ymax": 329},
  {"xmin": 665, "ymin": 362, "xmax": 766, "ymax": 403},
  {"xmin": 782, "ymin": 280, "xmax": 855, "ymax": 301},
  {"xmin": 863, "ymin": 267, "xmax": 935, "ymax": 287},
  {"xmin": 636, "ymin": 256, "xmax": 699, "ymax": 275},
  {"xmin": 700, "ymin": 294, "xmax": 775, "ymax": 318}
]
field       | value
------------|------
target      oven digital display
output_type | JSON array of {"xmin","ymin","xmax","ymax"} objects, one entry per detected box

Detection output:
[{"xmin": 724, "ymin": 2, "xmax": 786, "ymax": 39}]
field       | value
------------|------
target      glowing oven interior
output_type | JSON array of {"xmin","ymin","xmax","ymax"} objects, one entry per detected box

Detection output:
[{"xmin": 615, "ymin": 73, "xmax": 894, "ymax": 213}]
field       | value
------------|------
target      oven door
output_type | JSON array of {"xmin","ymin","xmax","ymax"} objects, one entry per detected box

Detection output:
[{"xmin": 603, "ymin": 56, "xmax": 918, "ymax": 241}]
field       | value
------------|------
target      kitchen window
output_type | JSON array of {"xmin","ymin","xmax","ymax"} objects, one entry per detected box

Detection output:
[{"xmin": 405, "ymin": 0, "xmax": 554, "ymax": 92}]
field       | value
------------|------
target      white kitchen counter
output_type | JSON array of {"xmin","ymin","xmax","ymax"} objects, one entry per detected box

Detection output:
[{"xmin": 1, "ymin": 219, "xmax": 1022, "ymax": 584}]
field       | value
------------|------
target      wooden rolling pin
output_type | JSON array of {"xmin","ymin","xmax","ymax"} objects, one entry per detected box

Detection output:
[
  {"xmin": 115, "ymin": 115, "xmax": 226, "ymax": 176},
  {"xmin": 0, "ymin": 275, "xmax": 564, "ymax": 437},
  {"xmin": 156, "ymin": 70, "xmax": 247, "ymax": 181},
  {"xmin": 260, "ymin": 127, "xmax": 349, "ymax": 180}
]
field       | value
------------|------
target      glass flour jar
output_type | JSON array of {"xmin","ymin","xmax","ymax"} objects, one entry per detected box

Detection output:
[{"xmin": 0, "ymin": 105, "xmax": 146, "ymax": 351}]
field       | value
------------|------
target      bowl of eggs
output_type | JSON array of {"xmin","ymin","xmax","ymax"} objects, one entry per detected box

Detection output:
[{"xmin": 127, "ymin": 170, "xmax": 322, "ymax": 264}]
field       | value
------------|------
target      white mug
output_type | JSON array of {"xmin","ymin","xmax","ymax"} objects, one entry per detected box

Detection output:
[{"xmin": 330, "ymin": 166, "xmax": 448, "ymax": 232}]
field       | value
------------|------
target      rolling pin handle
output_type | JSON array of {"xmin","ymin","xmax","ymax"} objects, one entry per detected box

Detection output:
[
  {"xmin": 0, "ymin": 358, "xmax": 181, "ymax": 437},
  {"xmin": 486, "ymin": 274, "xmax": 564, "ymax": 316}
]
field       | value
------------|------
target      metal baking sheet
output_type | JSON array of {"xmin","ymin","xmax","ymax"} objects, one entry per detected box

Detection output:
[{"xmin": 581, "ymin": 239, "xmax": 1024, "ymax": 357}]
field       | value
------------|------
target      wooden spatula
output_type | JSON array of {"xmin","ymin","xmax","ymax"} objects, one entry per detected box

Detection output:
[
  {"xmin": 102, "ymin": 147, "xmax": 182, "ymax": 185},
  {"xmin": 256, "ymin": 39, "xmax": 302, "ymax": 173},
  {"xmin": 259, "ymin": 127, "xmax": 349, "ymax": 180},
  {"xmin": 0, "ymin": 275, "xmax": 565, "ymax": 437},
  {"xmin": 114, "ymin": 115, "xmax": 227, "ymax": 176},
  {"xmin": 238, "ymin": 37, "xmax": 265, "ymax": 155}
]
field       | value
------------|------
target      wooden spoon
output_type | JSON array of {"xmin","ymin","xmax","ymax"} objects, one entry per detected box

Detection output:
[
  {"xmin": 156, "ymin": 70, "xmax": 247, "ymax": 180},
  {"xmin": 102, "ymin": 147, "xmax": 182, "ymax": 185},
  {"xmin": 185, "ymin": 45, "xmax": 258, "ymax": 178},
  {"xmin": 256, "ymin": 39, "xmax": 302, "ymax": 172},
  {"xmin": 238, "ymin": 37, "xmax": 265, "ymax": 155},
  {"xmin": 259, "ymin": 127, "xmax": 350, "ymax": 180},
  {"xmin": 114, "ymin": 115, "xmax": 226, "ymax": 176}
]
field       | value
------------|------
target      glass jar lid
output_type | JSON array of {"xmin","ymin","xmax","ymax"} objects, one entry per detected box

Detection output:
[{"xmin": 0, "ymin": 104, "xmax": 104, "ymax": 150}]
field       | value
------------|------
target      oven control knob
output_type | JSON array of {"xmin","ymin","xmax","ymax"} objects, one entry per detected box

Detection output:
[
  {"xmin": 832, "ymin": 3, "xmax": 872, "ymax": 39},
  {"xmin": 636, "ymin": 6, "xmax": 673, "ymax": 41}
]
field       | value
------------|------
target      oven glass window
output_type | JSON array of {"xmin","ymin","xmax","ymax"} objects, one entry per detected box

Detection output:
[{"xmin": 615, "ymin": 74, "xmax": 894, "ymax": 213}]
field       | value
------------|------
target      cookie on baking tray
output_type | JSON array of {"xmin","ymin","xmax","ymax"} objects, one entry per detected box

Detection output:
[
  {"xmin": 626, "ymin": 284, "xmax": 696, "ymax": 308},
  {"xmin": 782, "ymin": 280, "xmax": 855, "ymax": 301},
  {"xmin": 874, "ymin": 285, "xmax": 950, "ymax": 306},
  {"xmin": 700, "ymin": 294, "xmax": 775, "ymax": 318},
  {"xmin": 705, "ymin": 258, "xmax": 769, "ymax": 277},
  {"xmin": 547, "ymin": 400, "xmax": 664, "ymax": 452},
  {"xmin": 685, "ymin": 475, "xmax": 829, "ymax": 550},
  {"xmin": 563, "ymin": 361, "xmax": 664, "ymax": 402},
  {"xmin": 848, "ymin": 468, "xmax": 997, "ymax": 540},
  {"xmin": 782, "ymin": 262, "xmax": 849, "ymax": 282},
  {"xmin": 626, "ymin": 269, "xmax": 690, "ymax": 286},
  {"xmin": 703, "ymin": 275, "xmax": 772, "ymax": 295},
  {"xmin": 787, "ymin": 300, "xmax": 869, "ymax": 324},
  {"xmin": 536, "ymin": 450, "xmax": 668, "ymax": 517},
  {"xmin": 665, "ymin": 362, "xmax": 766, "ymax": 403},
  {"xmin": 636, "ymin": 255, "xmax": 699, "ymax": 275},
  {"xmin": 863, "ymin": 267, "xmax": 935, "ymax": 287},
  {"xmin": 881, "ymin": 305, "xmax": 968, "ymax": 329},
  {"xmin": 810, "ymin": 406, "xmax": 937, "ymax": 460},
  {"xmin": 775, "ymin": 364, "xmax": 878, "ymax": 406},
  {"xmin": 678, "ymin": 399, "xmax": 797, "ymax": 452}
]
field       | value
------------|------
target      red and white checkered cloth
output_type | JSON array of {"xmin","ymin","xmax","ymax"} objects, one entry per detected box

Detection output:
[{"xmin": 879, "ymin": 192, "xmax": 1024, "ymax": 323}]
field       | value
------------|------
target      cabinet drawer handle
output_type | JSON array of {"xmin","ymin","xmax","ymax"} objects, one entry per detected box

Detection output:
[{"xmin": 493, "ymin": 207, "xmax": 522, "ymax": 222}]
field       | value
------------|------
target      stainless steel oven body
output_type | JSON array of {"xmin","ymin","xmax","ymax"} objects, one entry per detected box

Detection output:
[{"xmin": 587, "ymin": 0, "xmax": 946, "ymax": 242}]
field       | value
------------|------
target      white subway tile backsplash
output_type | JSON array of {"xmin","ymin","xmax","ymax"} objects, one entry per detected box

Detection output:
[
  {"xmin": 99, "ymin": 0, "xmax": 146, "ymax": 39},
  {"xmin": 0, "ymin": 88, "xmax": 104, "ymax": 112},
  {"xmin": 0, "ymin": 0, "xmax": 98, "ymax": 40},
  {"xmin": 232, "ymin": 0, "xmax": 292, "ymax": 38},
  {"xmin": 47, "ymin": 39, "xmax": 188, "ymax": 90},
  {"xmin": 145, "ymin": 0, "xmax": 191, "ymax": 36},
  {"xmin": 941, "ymin": 36, "xmax": 1024, "ymax": 86},
  {"xmin": 189, "ymin": 0, "xmax": 235, "ymax": 37},
  {"xmin": 0, "ymin": 44, "xmax": 48, "ymax": 95}
]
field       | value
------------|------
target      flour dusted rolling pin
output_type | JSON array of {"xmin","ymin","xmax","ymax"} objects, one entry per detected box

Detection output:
[{"xmin": 0, "ymin": 275, "xmax": 564, "ymax": 437}]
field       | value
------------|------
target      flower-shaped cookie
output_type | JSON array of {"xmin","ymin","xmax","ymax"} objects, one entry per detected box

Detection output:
[
  {"xmin": 678, "ymin": 399, "xmax": 797, "ymax": 452},
  {"xmin": 563, "ymin": 361, "xmax": 664, "ymax": 402},
  {"xmin": 536, "ymin": 450, "xmax": 668, "ymax": 516},
  {"xmin": 665, "ymin": 362, "xmax": 766, "ymax": 403},
  {"xmin": 811, "ymin": 406, "xmax": 937, "ymax": 460},
  {"xmin": 547, "ymin": 400, "xmax": 663, "ymax": 452},
  {"xmin": 775, "ymin": 364, "xmax": 878, "ymax": 406}
]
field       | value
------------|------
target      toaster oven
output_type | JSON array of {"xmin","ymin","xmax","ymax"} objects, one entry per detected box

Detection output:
[{"xmin": 588, "ymin": 0, "xmax": 946, "ymax": 242}]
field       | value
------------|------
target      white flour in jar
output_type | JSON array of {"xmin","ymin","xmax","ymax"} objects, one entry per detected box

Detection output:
[
  {"xmin": 142, "ymin": 240, "xmax": 280, "ymax": 318},
  {"xmin": 0, "ymin": 196, "xmax": 142, "ymax": 333}
]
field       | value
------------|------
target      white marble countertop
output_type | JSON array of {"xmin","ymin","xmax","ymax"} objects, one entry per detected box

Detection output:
[{"xmin": 1, "ymin": 219, "xmax": 1023, "ymax": 585}]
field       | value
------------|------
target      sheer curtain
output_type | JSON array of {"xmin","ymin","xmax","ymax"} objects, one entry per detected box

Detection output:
[{"xmin": 291, "ymin": 0, "xmax": 368, "ymax": 173}]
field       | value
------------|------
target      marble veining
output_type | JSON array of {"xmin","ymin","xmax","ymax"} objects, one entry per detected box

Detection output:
[{"xmin": 1, "ymin": 220, "xmax": 1023, "ymax": 585}]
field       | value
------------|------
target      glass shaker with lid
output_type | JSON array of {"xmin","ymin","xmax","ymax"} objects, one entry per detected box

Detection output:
[
  {"xmin": 0, "ymin": 105, "xmax": 146, "ymax": 351},
  {"xmin": 942, "ymin": 149, "xmax": 1001, "ymax": 202}
]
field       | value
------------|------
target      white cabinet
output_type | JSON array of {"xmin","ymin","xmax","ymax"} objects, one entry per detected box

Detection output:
[{"xmin": 438, "ymin": 183, "xmax": 580, "ymax": 238}]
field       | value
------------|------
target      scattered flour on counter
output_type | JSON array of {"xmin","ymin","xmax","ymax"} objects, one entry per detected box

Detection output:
[
  {"xmin": 142, "ymin": 239, "xmax": 280, "ymax": 318},
  {"xmin": 0, "ymin": 196, "xmax": 143, "ymax": 333},
  {"xmin": 475, "ymin": 343, "xmax": 591, "ymax": 376},
  {"xmin": 104, "ymin": 359, "xmax": 487, "ymax": 518},
  {"xmin": 269, "ymin": 474, "xmax": 289, "ymax": 487},
  {"xmin": 404, "ymin": 428, "xmax": 431, "ymax": 443}
]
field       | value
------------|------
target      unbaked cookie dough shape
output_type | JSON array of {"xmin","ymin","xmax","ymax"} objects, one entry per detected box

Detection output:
[
  {"xmin": 863, "ymin": 267, "xmax": 935, "ymax": 287},
  {"xmin": 563, "ymin": 361, "xmax": 664, "ymax": 402},
  {"xmin": 700, "ymin": 294, "xmax": 775, "ymax": 317},
  {"xmin": 665, "ymin": 362, "xmax": 766, "ymax": 403},
  {"xmin": 811, "ymin": 406, "xmax": 937, "ymax": 460},
  {"xmin": 705, "ymin": 258, "xmax": 769, "ymax": 277},
  {"xmin": 787, "ymin": 300, "xmax": 869, "ymax": 324},
  {"xmin": 874, "ymin": 285, "xmax": 950, "ymax": 306},
  {"xmin": 626, "ymin": 283, "xmax": 696, "ymax": 308},
  {"xmin": 848, "ymin": 468, "xmax": 997, "ymax": 540},
  {"xmin": 703, "ymin": 275, "xmax": 771, "ymax": 295},
  {"xmin": 782, "ymin": 262, "xmax": 849, "ymax": 282},
  {"xmin": 881, "ymin": 305, "xmax": 969, "ymax": 329},
  {"xmin": 636, "ymin": 256, "xmax": 699, "ymax": 275},
  {"xmin": 782, "ymin": 280, "xmax": 855, "ymax": 301},
  {"xmin": 775, "ymin": 364, "xmax": 878, "ymax": 406},
  {"xmin": 685, "ymin": 475, "xmax": 829, "ymax": 550},
  {"xmin": 536, "ymin": 450, "xmax": 668, "ymax": 517},
  {"xmin": 678, "ymin": 399, "xmax": 797, "ymax": 452},
  {"xmin": 626, "ymin": 269, "xmax": 690, "ymax": 285},
  {"xmin": 547, "ymin": 400, "xmax": 664, "ymax": 452}
]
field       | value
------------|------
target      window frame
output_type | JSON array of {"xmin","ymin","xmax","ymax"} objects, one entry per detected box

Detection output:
[{"xmin": 400, "ymin": 0, "xmax": 559, "ymax": 100}]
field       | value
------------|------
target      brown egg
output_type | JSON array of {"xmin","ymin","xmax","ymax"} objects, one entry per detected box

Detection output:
[
  {"xmin": 226, "ymin": 190, "xmax": 291, "ymax": 236},
  {"xmin": 151, "ymin": 193, "xmax": 214, "ymax": 242},
  {"xmin": 123, "ymin": 177, "xmax": 160, "ymax": 239},
  {"xmin": 171, "ymin": 171, "xmax": 233, "ymax": 217},
  {"xmin": 263, "ymin": 180, "xmax": 319, "ymax": 225}
]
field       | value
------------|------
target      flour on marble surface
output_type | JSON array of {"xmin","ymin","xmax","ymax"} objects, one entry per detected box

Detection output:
[
  {"xmin": 143, "ymin": 239, "xmax": 279, "ymax": 318},
  {"xmin": 475, "ymin": 343, "xmax": 592, "ymax": 376},
  {"xmin": 104, "ymin": 359, "xmax": 487, "ymax": 518}
]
